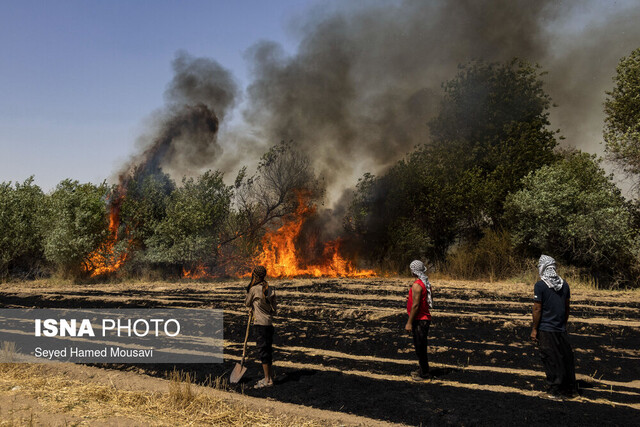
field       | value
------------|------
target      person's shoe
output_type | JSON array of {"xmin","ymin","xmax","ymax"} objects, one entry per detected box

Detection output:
[
  {"xmin": 539, "ymin": 391, "xmax": 563, "ymax": 401},
  {"xmin": 561, "ymin": 389, "xmax": 579, "ymax": 399},
  {"xmin": 254, "ymin": 378, "xmax": 274, "ymax": 389},
  {"xmin": 411, "ymin": 370, "xmax": 433, "ymax": 381}
]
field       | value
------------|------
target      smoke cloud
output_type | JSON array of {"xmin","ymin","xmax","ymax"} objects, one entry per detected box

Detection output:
[
  {"xmin": 238, "ymin": 0, "xmax": 560, "ymax": 203},
  {"xmin": 123, "ymin": 0, "xmax": 640, "ymax": 202},
  {"xmin": 544, "ymin": 3, "xmax": 640, "ymax": 158},
  {"xmin": 119, "ymin": 51, "xmax": 239, "ymax": 182}
]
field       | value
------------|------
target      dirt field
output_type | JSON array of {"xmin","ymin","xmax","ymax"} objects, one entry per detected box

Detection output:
[{"xmin": 1, "ymin": 278, "xmax": 639, "ymax": 426}]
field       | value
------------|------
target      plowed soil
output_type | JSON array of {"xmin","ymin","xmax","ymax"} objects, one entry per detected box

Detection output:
[{"xmin": 1, "ymin": 278, "xmax": 639, "ymax": 426}]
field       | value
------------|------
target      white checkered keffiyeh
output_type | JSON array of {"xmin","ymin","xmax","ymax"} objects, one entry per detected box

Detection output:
[
  {"xmin": 538, "ymin": 255, "xmax": 563, "ymax": 291},
  {"xmin": 410, "ymin": 260, "xmax": 433, "ymax": 308}
]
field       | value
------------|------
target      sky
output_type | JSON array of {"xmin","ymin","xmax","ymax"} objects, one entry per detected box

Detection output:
[
  {"xmin": 0, "ymin": 0, "xmax": 310, "ymax": 189},
  {"xmin": 1, "ymin": 0, "xmax": 638, "ymax": 197}
]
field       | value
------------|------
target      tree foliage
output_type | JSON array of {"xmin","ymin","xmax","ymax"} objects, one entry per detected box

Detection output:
[
  {"xmin": 428, "ymin": 58, "xmax": 558, "ymax": 228},
  {"xmin": 604, "ymin": 47, "xmax": 640, "ymax": 186},
  {"xmin": 144, "ymin": 171, "xmax": 232, "ymax": 269},
  {"xmin": 43, "ymin": 180, "xmax": 111, "ymax": 277},
  {"xmin": 0, "ymin": 177, "xmax": 47, "ymax": 278},
  {"xmin": 346, "ymin": 59, "xmax": 558, "ymax": 270},
  {"xmin": 505, "ymin": 151, "xmax": 638, "ymax": 284},
  {"xmin": 120, "ymin": 168, "xmax": 176, "ymax": 249}
]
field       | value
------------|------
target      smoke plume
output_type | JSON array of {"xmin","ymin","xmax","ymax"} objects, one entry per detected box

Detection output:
[
  {"xmin": 543, "ymin": 3, "xmax": 640, "ymax": 158},
  {"xmin": 238, "ymin": 0, "xmax": 559, "ymax": 203},
  {"xmin": 232, "ymin": 0, "xmax": 640, "ymax": 202},
  {"xmin": 123, "ymin": 0, "xmax": 640, "ymax": 202},
  {"xmin": 119, "ymin": 51, "xmax": 238, "ymax": 182}
]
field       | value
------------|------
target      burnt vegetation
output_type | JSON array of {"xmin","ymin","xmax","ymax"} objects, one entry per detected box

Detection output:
[
  {"xmin": 2, "ymin": 54, "xmax": 640, "ymax": 286},
  {"xmin": 2, "ymin": 278, "xmax": 638, "ymax": 425}
]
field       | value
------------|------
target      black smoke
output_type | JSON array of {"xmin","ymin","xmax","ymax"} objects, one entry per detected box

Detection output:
[
  {"xmin": 239, "ymin": 0, "xmax": 559, "ymax": 203},
  {"xmin": 233, "ymin": 0, "xmax": 640, "ymax": 202},
  {"xmin": 119, "ymin": 50, "xmax": 239, "ymax": 183},
  {"xmin": 122, "ymin": 0, "xmax": 640, "ymax": 202}
]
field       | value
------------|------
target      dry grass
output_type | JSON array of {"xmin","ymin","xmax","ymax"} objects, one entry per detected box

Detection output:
[
  {"xmin": 0, "ymin": 364, "xmax": 324, "ymax": 426},
  {"xmin": 0, "ymin": 342, "xmax": 18, "ymax": 363}
]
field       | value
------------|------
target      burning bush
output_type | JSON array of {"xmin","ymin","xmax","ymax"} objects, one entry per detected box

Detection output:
[
  {"xmin": 250, "ymin": 190, "xmax": 375, "ymax": 278},
  {"xmin": 217, "ymin": 140, "xmax": 326, "ymax": 276},
  {"xmin": 42, "ymin": 180, "xmax": 112, "ymax": 278}
]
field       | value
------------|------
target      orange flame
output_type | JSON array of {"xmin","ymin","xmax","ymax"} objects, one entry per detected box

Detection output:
[
  {"xmin": 182, "ymin": 265, "xmax": 208, "ymax": 279},
  {"xmin": 254, "ymin": 192, "xmax": 375, "ymax": 278},
  {"xmin": 84, "ymin": 196, "xmax": 128, "ymax": 277},
  {"xmin": 181, "ymin": 192, "xmax": 376, "ymax": 279}
]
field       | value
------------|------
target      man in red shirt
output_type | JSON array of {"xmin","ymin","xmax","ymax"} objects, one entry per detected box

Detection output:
[{"xmin": 406, "ymin": 260, "xmax": 433, "ymax": 380}]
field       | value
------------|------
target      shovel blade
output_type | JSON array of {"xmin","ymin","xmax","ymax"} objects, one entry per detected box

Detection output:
[{"xmin": 230, "ymin": 363, "xmax": 247, "ymax": 384}]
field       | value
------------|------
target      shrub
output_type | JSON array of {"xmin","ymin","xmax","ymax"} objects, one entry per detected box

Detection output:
[
  {"xmin": 144, "ymin": 171, "xmax": 232, "ymax": 271},
  {"xmin": 43, "ymin": 180, "xmax": 110, "ymax": 278},
  {"xmin": 505, "ymin": 151, "xmax": 639, "ymax": 286},
  {"xmin": 384, "ymin": 221, "xmax": 435, "ymax": 272},
  {"xmin": 120, "ymin": 168, "xmax": 176, "ymax": 249},
  {"xmin": 446, "ymin": 229, "xmax": 523, "ymax": 281},
  {"xmin": 0, "ymin": 177, "xmax": 47, "ymax": 278}
]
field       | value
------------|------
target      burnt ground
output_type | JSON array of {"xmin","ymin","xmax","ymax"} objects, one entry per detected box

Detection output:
[{"xmin": 1, "ymin": 278, "xmax": 639, "ymax": 426}]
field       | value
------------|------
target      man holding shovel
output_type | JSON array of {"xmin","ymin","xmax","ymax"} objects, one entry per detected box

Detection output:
[{"xmin": 244, "ymin": 265, "xmax": 277, "ymax": 388}]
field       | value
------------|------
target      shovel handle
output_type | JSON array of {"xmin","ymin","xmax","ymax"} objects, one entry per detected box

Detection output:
[{"xmin": 240, "ymin": 311, "xmax": 253, "ymax": 364}]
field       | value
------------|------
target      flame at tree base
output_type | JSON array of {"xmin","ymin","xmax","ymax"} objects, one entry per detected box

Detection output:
[
  {"xmin": 181, "ymin": 191, "xmax": 376, "ymax": 279},
  {"xmin": 256, "ymin": 238, "xmax": 375, "ymax": 278},
  {"xmin": 182, "ymin": 265, "xmax": 208, "ymax": 279},
  {"xmin": 252, "ymin": 192, "xmax": 375, "ymax": 278},
  {"xmin": 84, "ymin": 195, "xmax": 128, "ymax": 277}
]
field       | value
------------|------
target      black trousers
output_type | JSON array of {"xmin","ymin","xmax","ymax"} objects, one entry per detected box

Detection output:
[
  {"xmin": 254, "ymin": 325, "xmax": 274, "ymax": 365},
  {"xmin": 412, "ymin": 319, "xmax": 430, "ymax": 375},
  {"xmin": 538, "ymin": 330, "xmax": 576, "ymax": 395}
]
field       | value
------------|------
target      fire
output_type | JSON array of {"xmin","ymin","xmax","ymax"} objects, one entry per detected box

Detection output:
[
  {"xmin": 182, "ymin": 265, "xmax": 208, "ymax": 279},
  {"xmin": 254, "ymin": 191, "xmax": 375, "ymax": 278},
  {"xmin": 84, "ymin": 195, "xmax": 128, "ymax": 277},
  {"xmin": 180, "ymin": 191, "xmax": 376, "ymax": 279}
]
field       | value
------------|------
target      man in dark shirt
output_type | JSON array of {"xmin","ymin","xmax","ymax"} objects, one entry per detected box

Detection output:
[{"xmin": 530, "ymin": 255, "xmax": 577, "ymax": 399}]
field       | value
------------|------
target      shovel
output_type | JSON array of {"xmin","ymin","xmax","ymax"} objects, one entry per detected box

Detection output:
[{"xmin": 230, "ymin": 311, "xmax": 253, "ymax": 384}]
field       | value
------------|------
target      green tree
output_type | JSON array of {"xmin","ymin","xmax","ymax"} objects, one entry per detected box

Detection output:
[
  {"xmin": 119, "ymin": 168, "xmax": 176, "ymax": 249},
  {"xmin": 505, "ymin": 151, "xmax": 638, "ymax": 285},
  {"xmin": 43, "ymin": 180, "xmax": 111, "ymax": 277},
  {"xmin": 0, "ymin": 177, "xmax": 47, "ymax": 278},
  {"xmin": 604, "ymin": 48, "xmax": 640, "ymax": 186},
  {"xmin": 144, "ymin": 171, "xmax": 232, "ymax": 270},
  {"xmin": 428, "ymin": 58, "xmax": 558, "ymax": 229},
  {"xmin": 345, "ymin": 59, "xmax": 558, "ymax": 270},
  {"xmin": 220, "ymin": 140, "xmax": 323, "ymax": 273}
]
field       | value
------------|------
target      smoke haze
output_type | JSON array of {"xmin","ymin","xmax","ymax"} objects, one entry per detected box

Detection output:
[
  {"xmin": 125, "ymin": 0, "xmax": 640, "ymax": 201},
  {"xmin": 119, "ymin": 51, "xmax": 238, "ymax": 182}
]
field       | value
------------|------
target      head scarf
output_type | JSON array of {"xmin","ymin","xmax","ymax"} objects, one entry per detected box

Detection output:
[
  {"xmin": 538, "ymin": 255, "xmax": 563, "ymax": 291},
  {"xmin": 410, "ymin": 260, "xmax": 433, "ymax": 308},
  {"xmin": 253, "ymin": 265, "xmax": 267, "ymax": 281},
  {"xmin": 246, "ymin": 265, "xmax": 267, "ymax": 293}
]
